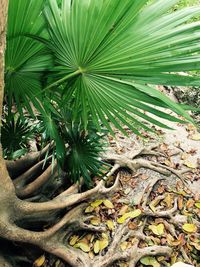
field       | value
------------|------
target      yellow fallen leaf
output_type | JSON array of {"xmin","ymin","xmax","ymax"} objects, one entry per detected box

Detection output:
[
  {"xmin": 106, "ymin": 220, "xmax": 114, "ymax": 230},
  {"xmin": 103, "ymin": 199, "xmax": 114, "ymax": 209},
  {"xmin": 117, "ymin": 209, "xmax": 141, "ymax": 224},
  {"xmin": 195, "ymin": 202, "xmax": 200, "ymax": 209},
  {"xmin": 94, "ymin": 240, "xmax": 100, "ymax": 254},
  {"xmin": 99, "ymin": 238, "xmax": 109, "ymax": 250},
  {"xmin": 85, "ymin": 206, "xmax": 94, "ymax": 213},
  {"xmin": 90, "ymin": 217, "xmax": 101, "ymax": 226},
  {"xmin": 183, "ymin": 160, "xmax": 197, "ymax": 169},
  {"xmin": 120, "ymin": 241, "xmax": 128, "ymax": 251},
  {"xmin": 69, "ymin": 235, "xmax": 79, "ymax": 246},
  {"xmin": 91, "ymin": 199, "xmax": 103, "ymax": 208},
  {"xmin": 182, "ymin": 223, "xmax": 197, "ymax": 233},
  {"xmin": 75, "ymin": 242, "xmax": 90, "ymax": 252},
  {"xmin": 149, "ymin": 223, "xmax": 165, "ymax": 236},
  {"xmin": 119, "ymin": 263, "xmax": 128, "ymax": 267},
  {"xmin": 191, "ymin": 133, "xmax": 200, "ymax": 141},
  {"xmin": 33, "ymin": 255, "xmax": 45, "ymax": 267},
  {"xmin": 140, "ymin": 256, "xmax": 160, "ymax": 267}
]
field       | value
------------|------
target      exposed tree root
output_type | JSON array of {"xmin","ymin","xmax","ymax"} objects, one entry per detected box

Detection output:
[
  {"xmin": 104, "ymin": 144, "xmax": 190, "ymax": 185},
  {"xmin": 0, "ymin": 142, "xmax": 199, "ymax": 266}
]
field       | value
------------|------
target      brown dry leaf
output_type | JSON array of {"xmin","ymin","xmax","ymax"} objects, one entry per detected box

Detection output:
[
  {"xmin": 163, "ymin": 193, "xmax": 173, "ymax": 208},
  {"xmin": 33, "ymin": 255, "xmax": 45, "ymax": 267},
  {"xmin": 119, "ymin": 205, "xmax": 129, "ymax": 215},
  {"xmin": 106, "ymin": 220, "xmax": 114, "ymax": 230},
  {"xmin": 128, "ymin": 221, "xmax": 138, "ymax": 230},
  {"xmin": 167, "ymin": 234, "xmax": 181, "ymax": 247},
  {"xmin": 141, "ymin": 174, "xmax": 148, "ymax": 180},
  {"xmin": 157, "ymin": 185, "xmax": 165, "ymax": 194},
  {"xmin": 91, "ymin": 200, "xmax": 103, "ymax": 208},
  {"xmin": 182, "ymin": 223, "xmax": 197, "ymax": 233},
  {"xmin": 178, "ymin": 196, "xmax": 183, "ymax": 210},
  {"xmin": 74, "ymin": 242, "xmax": 90, "ymax": 253},
  {"xmin": 149, "ymin": 197, "xmax": 162, "ymax": 212},
  {"xmin": 90, "ymin": 217, "xmax": 101, "ymax": 226},
  {"xmin": 69, "ymin": 235, "xmax": 79, "ymax": 246},
  {"xmin": 120, "ymin": 241, "xmax": 128, "ymax": 251},
  {"xmin": 94, "ymin": 240, "xmax": 100, "ymax": 254},
  {"xmin": 103, "ymin": 199, "xmax": 114, "ymax": 209},
  {"xmin": 149, "ymin": 224, "xmax": 165, "ymax": 236},
  {"xmin": 186, "ymin": 199, "xmax": 195, "ymax": 209}
]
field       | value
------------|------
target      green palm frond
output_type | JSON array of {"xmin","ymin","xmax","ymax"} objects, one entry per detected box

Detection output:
[
  {"xmin": 44, "ymin": 0, "xmax": 200, "ymax": 133},
  {"xmin": 1, "ymin": 113, "xmax": 34, "ymax": 159},
  {"xmin": 64, "ymin": 123, "xmax": 106, "ymax": 184},
  {"xmin": 5, "ymin": 0, "xmax": 52, "ymax": 114}
]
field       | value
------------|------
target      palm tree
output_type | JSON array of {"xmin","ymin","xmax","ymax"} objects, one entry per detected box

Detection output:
[{"xmin": 0, "ymin": 0, "xmax": 200, "ymax": 266}]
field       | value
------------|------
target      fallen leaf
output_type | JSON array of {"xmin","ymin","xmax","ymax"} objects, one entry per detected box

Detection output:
[
  {"xmin": 119, "ymin": 205, "xmax": 129, "ymax": 215},
  {"xmin": 90, "ymin": 217, "xmax": 101, "ymax": 226},
  {"xmin": 182, "ymin": 223, "xmax": 197, "ymax": 233},
  {"xmin": 149, "ymin": 223, "xmax": 165, "ymax": 236},
  {"xmin": 186, "ymin": 199, "xmax": 195, "ymax": 209},
  {"xmin": 85, "ymin": 206, "xmax": 94, "ymax": 213},
  {"xmin": 99, "ymin": 238, "xmax": 109, "ymax": 251},
  {"xmin": 117, "ymin": 209, "xmax": 141, "ymax": 224},
  {"xmin": 106, "ymin": 220, "xmax": 114, "ymax": 230},
  {"xmin": 74, "ymin": 242, "xmax": 90, "ymax": 252},
  {"xmin": 140, "ymin": 256, "xmax": 160, "ymax": 267},
  {"xmin": 103, "ymin": 199, "xmax": 114, "ymax": 209},
  {"xmin": 69, "ymin": 235, "xmax": 79, "ymax": 246},
  {"xmin": 33, "ymin": 255, "xmax": 45, "ymax": 267},
  {"xmin": 94, "ymin": 240, "xmax": 100, "ymax": 254},
  {"xmin": 178, "ymin": 196, "xmax": 183, "ymax": 210},
  {"xmin": 191, "ymin": 133, "xmax": 200, "ymax": 141},
  {"xmin": 120, "ymin": 241, "xmax": 128, "ymax": 251},
  {"xmin": 149, "ymin": 197, "xmax": 162, "ymax": 212},
  {"xmin": 163, "ymin": 193, "xmax": 173, "ymax": 208},
  {"xmin": 91, "ymin": 200, "xmax": 103, "ymax": 208},
  {"xmin": 195, "ymin": 202, "xmax": 200, "ymax": 209},
  {"xmin": 183, "ymin": 160, "xmax": 197, "ymax": 169}
]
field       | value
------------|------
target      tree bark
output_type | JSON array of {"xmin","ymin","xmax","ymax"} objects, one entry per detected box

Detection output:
[{"xmin": 0, "ymin": 0, "xmax": 8, "ymax": 122}]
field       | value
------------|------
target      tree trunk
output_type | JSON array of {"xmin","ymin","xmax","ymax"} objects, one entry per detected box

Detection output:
[{"xmin": 0, "ymin": 0, "xmax": 8, "ymax": 121}]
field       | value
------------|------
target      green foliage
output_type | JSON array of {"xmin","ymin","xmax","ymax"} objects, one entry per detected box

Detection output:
[
  {"xmin": 1, "ymin": 114, "xmax": 34, "ymax": 159},
  {"xmin": 64, "ymin": 124, "xmax": 106, "ymax": 185},
  {"xmin": 43, "ymin": 0, "xmax": 200, "ymax": 134},
  {"xmin": 5, "ymin": 0, "xmax": 52, "ymax": 115},
  {"xmin": 5, "ymin": 0, "xmax": 200, "ymax": 183}
]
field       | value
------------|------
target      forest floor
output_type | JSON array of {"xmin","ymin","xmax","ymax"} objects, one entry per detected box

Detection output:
[{"xmin": 34, "ymin": 90, "xmax": 200, "ymax": 267}]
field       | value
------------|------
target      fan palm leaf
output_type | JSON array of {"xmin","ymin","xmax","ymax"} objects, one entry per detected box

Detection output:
[
  {"xmin": 44, "ymin": 0, "xmax": 200, "ymax": 133},
  {"xmin": 5, "ymin": 0, "xmax": 51, "ymax": 114}
]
